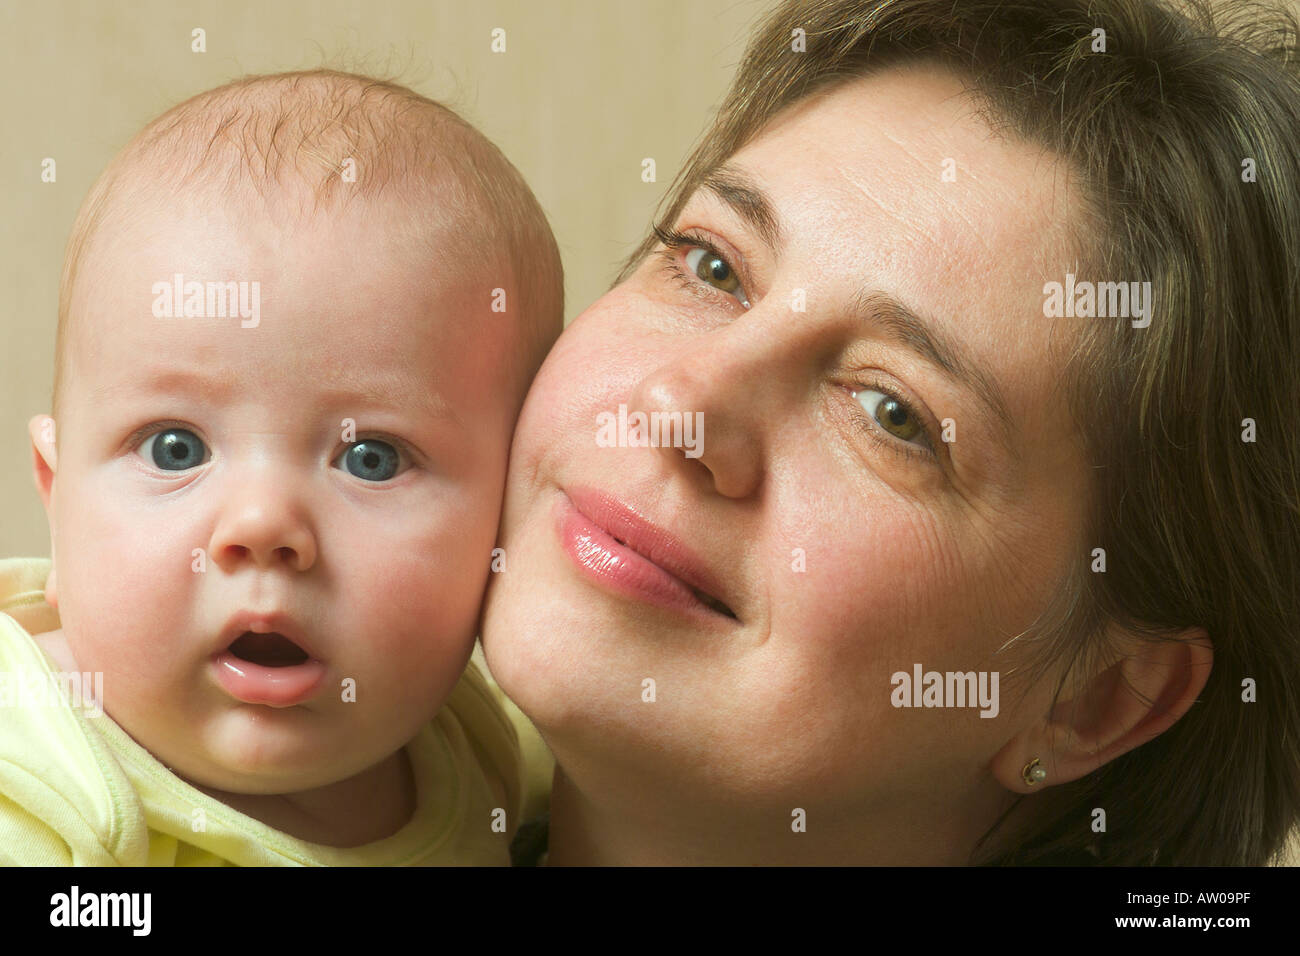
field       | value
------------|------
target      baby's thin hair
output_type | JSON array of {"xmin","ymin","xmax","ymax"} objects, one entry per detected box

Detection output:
[{"xmin": 53, "ymin": 69, "xmax": 563, "ymax": 418}]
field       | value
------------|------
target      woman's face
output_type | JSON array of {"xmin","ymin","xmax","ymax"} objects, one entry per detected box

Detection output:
[{"xmin": 484, "ymin": 63, "xmax": 1093, "ymax": 829}]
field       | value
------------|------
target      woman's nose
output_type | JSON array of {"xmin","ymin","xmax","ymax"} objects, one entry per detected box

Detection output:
[
  {"xmin": 625, "ymin": 336, "xmax": 768, "ymax": 500},
  {"xmin": 207, "ymin": 471, "xmax": 318, "ymax": 572}
]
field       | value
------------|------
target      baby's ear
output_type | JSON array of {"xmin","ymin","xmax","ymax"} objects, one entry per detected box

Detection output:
[
  {"xmin": 28, "ymin": 414, "xmax": 56, "ymax": 509},
  {"xmin": 28, "ymin": 415, "xmax": 60, "ymax": 608}
]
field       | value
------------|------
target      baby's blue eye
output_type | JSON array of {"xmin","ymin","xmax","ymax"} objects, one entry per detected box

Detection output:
[
  {"xmin": 141, "ymin": 428, "xmax": 208, "ymax": 470},
  {"xmin": 338, "ymin": 440, "xmax": 401, "ymax": 482}
]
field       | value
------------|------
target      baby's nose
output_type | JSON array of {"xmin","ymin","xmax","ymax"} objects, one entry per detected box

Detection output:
[{"xmin": 207, "ymin": 490, "xmax": 317, "ymax": 572}]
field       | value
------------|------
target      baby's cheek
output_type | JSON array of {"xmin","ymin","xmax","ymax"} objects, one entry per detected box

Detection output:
[
  {"xmin": 355, "ymin": 505, "xmax": 486, "ymax": 626},
  {"xmin": 57, "ymin": 492, "xmax": 176, "ymax": 634},
  {"xmin": 353, "ymin": 563, "xmax": 477, "ymax": 714},
  {"xmin": 381, "ymin": 548, "xmax": 483, "ymax": 633}
]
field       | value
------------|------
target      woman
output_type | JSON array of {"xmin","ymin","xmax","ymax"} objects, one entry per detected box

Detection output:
[{"xmin": 484, "ymin": 0, "xmax": 1300, "ymax": 865}]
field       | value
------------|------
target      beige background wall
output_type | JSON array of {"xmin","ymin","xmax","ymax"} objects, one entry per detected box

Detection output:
[{"xmin": 0, "ymin": 0, "xmax": 774, "ymax": 555}]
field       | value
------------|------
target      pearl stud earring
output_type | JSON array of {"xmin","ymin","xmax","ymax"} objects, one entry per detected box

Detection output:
[{"xmin": 1022, "ymin": 757, "xmax": 1047, "ymax": 786}]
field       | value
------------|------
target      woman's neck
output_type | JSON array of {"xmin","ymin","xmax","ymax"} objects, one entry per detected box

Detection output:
[{"xmin": 546, "ymin": 764, "xmax": 1018, "ymax": 866}]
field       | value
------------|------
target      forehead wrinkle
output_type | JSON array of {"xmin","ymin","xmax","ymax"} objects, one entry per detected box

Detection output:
[
  {"xmin": 877, "ymin": 124, "xmax": 940, "ymax": 174},
  {"xmin": 832, "ymin": 164, "xmax": 947, "ymax": 255},
  {"xmin": 826, "ymin": 89, "xmax": 1020, "ymax": 270}
]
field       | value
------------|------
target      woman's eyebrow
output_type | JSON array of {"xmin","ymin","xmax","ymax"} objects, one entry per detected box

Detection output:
[
  {"xmin": 858, "ymin": 290, "xmax": 1019, "ymax": 461},
  {"xmin": 700, "ymin": 163, "xmax": 784, "ymax": 254}
]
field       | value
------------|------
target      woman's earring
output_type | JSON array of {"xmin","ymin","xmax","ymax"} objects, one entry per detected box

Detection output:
[{"xmin": 1022, "ymin": 757, "xmax": 1046, "ymax": 786}]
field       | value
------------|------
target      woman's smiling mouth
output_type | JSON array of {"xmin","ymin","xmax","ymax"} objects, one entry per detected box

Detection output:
[{"xmin": 555, "ymin": 486, "xmax": 739, "ymax": 624}]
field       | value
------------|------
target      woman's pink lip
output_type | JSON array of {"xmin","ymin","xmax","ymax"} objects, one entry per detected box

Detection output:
[
  {"xmin": 212, "ymin": 652, "xmax": 326, "ymax": 707},
  {"xmin": 555, "ymin": 489, "xmax": 737, "ymax": 624}
]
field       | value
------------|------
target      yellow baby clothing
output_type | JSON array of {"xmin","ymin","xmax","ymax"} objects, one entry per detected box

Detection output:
[{"xmin": 0, "ymin": 557, "xmax": 522, "ymax": 865}]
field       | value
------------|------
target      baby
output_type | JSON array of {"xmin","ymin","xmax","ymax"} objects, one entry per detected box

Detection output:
[{"xmin": 0, "ymin": 70, "xmax": 563, "ymax": 864}]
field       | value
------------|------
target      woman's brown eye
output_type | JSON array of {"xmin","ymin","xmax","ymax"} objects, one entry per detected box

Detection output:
[
  {"xmin": 855, "ymin": 389, "xmax": 924, "ymax": 443},
  {"xmin": 684, "ymin": 247, "xmax": 749, "ymax": 305}
]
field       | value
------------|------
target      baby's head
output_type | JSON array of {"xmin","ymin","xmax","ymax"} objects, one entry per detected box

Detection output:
[{"xmin": 28, "ymin": 71, "xmax": 563, "ymax": 796}]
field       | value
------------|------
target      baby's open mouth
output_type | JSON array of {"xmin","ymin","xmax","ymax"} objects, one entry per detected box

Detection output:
[{"xmin": 228, "ymin": 631, "xmax": 309, "ymax": 667}]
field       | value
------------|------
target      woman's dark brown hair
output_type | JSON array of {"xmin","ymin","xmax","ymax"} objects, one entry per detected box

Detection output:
[{"xmin": 619, "ymin": 0, "xmax": 1300, "ymax": 864}]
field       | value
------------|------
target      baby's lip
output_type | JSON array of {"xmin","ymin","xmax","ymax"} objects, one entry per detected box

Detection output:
[
  {"xmin": 217, "ymin": 610, "xmax": 320, "ymax": 663},
  {"xmin": 212, "ymin": 612, "xmax": 326, "ymax": 707}
]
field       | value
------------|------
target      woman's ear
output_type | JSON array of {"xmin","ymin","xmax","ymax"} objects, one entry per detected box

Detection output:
[
  {"xmin": 28, "ymin": 414, "xmax": 59, "ymax": 608},
  {"xmin": 990, "ymin": 626, "xmax": 1213, "ymax": 793}
]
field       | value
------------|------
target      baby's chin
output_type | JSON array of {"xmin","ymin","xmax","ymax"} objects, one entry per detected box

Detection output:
[{"xmin": 118, "ymin": 699, "xmax": 422, "ymax": 796}]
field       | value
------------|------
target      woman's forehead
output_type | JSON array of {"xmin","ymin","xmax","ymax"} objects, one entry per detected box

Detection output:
[
  {"xmin": 722, "ymin": 64, "xmax": 1081, "ymax": 276},
  {"xmin": 707, "ymin": 63, "xmax": 1085, "ymax": 348}
]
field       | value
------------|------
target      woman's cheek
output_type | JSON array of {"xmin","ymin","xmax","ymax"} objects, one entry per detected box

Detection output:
[{"xmin": 515, "ymin": 364, "xmax": 605, "ymax": 482}]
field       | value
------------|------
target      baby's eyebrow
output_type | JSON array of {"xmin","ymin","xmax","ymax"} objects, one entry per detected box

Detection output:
[
  {"xmin": 93, "ymin": 368, "xmax": 460, "ymax": 428},
  {"xmin": 89, "ymin": 368, "xmax": 237, "ymax": 404},
  {"xmin": 316, "ymin": 384, "xmax": 461, "ymax": 427}
]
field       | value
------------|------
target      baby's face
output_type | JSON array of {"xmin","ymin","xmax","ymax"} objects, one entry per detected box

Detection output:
[{"xmin": 41, "ymin": 185, "xmax": 517, "ymax": 794}]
